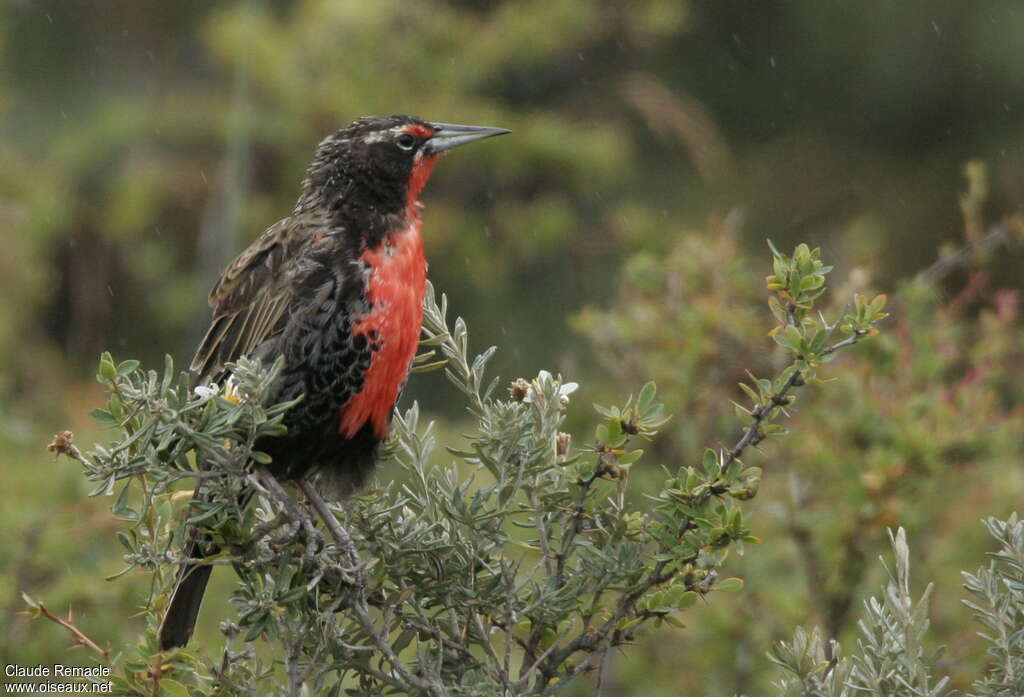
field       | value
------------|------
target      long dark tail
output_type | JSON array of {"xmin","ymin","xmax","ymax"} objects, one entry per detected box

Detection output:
[{"xmin": 158, "ymin": 527, "xmax": 214, "ymax": 650}]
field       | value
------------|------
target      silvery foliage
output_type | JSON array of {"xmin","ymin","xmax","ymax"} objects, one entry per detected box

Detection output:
[
  {"xmin": 962, "ymin": 514, "xmax": 1024, "ymax": 697},
  {"xmin": 772, "ymin": 517, "xmax": 1024, "ymax": 697}
]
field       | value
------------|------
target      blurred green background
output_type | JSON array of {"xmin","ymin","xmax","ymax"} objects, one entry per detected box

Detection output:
[{"xmin": 3, "ymin": 1, "xmax": 1024, "ymax": 695}]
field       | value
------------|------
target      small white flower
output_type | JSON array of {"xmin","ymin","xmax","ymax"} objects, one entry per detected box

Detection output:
[
  {"xmin": 193, "ymin": 383, "xmax": 220, "ymax": 401},
  {"xmin": 223, "ymin": 377, "xmax": 242, "ymax": 404},
  {"xmin": 558, "ymin": 382, "xmax": 579, "ymax": 399},
  {"xmin": 522, "ymin": 371, "xmax": 579, "ymax": 409},
  {"xmin": 557, "ymin": 382, "xmax": 578, "ymax": 409}
]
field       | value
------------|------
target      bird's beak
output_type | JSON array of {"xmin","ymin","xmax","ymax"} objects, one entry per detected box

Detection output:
[{"xmin": 424, "ymin": 122, "xmax": 511, "ymax": 154}]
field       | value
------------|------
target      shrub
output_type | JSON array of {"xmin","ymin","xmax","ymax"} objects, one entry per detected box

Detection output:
[{"xmin": 39, "ymin": 242, "xmax": 884, "ymax": 696}]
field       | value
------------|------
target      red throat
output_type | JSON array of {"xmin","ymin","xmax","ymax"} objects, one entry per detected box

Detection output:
[{"xmin": 406, "ymin": 153, "xmax": 439, "ymax": 211}]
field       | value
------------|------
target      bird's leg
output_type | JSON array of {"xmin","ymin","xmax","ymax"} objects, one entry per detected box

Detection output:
[
  {"xmin": 243, "ymin": 513, "xmax": 305, "ymax": 563},
  {"xmin": 254, "ymin": 466, "xmax": 301, "ymax": 516},
  {"xmin": 254, "ymin": 466, "xmax": 325, "ymax": 554},
  {"xmin": 250, "ymin": 513, "xmax": 292, "ymax": 541},
  {"xmin": 299, "ymin": 478, "xmax": 364, "ymax": 583}
]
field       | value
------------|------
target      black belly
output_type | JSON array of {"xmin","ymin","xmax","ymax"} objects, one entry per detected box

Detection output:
[
  {"xmin": 259, "ymin": 417, "xmax": 379, "ymax": 494},
  {"xmin": 254, "ymin": 277, "xmax": 380, "ymax": 492}
]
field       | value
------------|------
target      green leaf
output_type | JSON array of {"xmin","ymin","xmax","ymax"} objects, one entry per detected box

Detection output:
[
  {"xmin": 798, "ymin": 274, "xmax": 824, "ymax": 292},
  {"xmin": 774, "ymin": 325, "xmax": 804, "ymax": 353},
  {"xmin": 662, "ymin": 614, "xmax": 687, "ymax": 628},
  {"xmin": 617, "ymin": 617, "xmax": 643, "ymax": 631},
  {"xmin": 677, "ymin": 591, "xmax": 698, "ymax": 609},
  {"xmin": 90, "ymin": 408, "xmax": 116, "ymax": 424},
  {"xmin": 637, "ymin": 382, "xmax": 656, "ymax": 411},
  {"xmin": 244, "ymin": 615, "xmax": 269, "ymax": 642},
  {"xmin": 618, "ymin": 449, "xmax": 643, "ymax": 465},
  {"xmin": 716, "ymin": 577, "xmax": 745, "ymax": 593},
  {"xmin": 410, "ymin": 359, "xmax": 448, "ymax": 374},
  {"xmin": 738, "ymin": 382, "xmax": 760, "ymax": 404},
  {"xmin": 111, "ymin": 484, "xmax": 137, "ymax": 520},
  {"xmin": 258, "ymin": 423, "xmax": 289, "ymax": 438},
  {"xmin": 733, "ymin": 404, "xmax": 753, "ymax": 424},
  {"xmin": 116, "ymin": 359, "xmax": 140, "ymax": 377},
  {"xmin": 702, "ymin": 449, "xmax": 718, "ymax": 472},
  {"xmin": 116, "ymin": 531, "xmax": 135, "ymax": 552},
  {"xmin": 160, "ymin": 354, "xmax": 175, "ymax": 397},
  {"xmin": 98, "ymin": 355, "xmax": 117, "ymax": 382}
]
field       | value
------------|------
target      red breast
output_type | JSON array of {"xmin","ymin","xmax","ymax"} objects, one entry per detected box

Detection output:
[{"xmin": 337, "ymin": 209, "xmax": 429, "ymax": 439}]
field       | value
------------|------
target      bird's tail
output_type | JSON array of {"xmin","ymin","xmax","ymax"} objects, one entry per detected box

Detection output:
[{"xmin": 158, "ymin": 526, "xmax": 214, "ymax": 650}]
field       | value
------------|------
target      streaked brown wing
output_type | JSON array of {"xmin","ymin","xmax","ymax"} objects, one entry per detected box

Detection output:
[{"xmin": 190, "ymin": 219, "xmax": 295, "ymax": 385}]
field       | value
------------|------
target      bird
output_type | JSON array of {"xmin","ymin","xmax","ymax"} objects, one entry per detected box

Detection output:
[{"xmin": 157, "ymin": 114, "xmax": 509, "ymax": 650}]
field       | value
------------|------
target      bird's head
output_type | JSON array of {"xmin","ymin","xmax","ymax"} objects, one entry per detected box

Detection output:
[{"xmin": 303, "ymin": 114, "xmax": 509, "ymax": 214}]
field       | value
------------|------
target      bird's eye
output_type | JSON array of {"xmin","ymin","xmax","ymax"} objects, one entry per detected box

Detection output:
[{"xmin": 396, "ymin": 134, "xmax": 417, "ymax": 150}]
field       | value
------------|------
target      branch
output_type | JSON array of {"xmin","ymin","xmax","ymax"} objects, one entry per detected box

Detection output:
[
  {"xmin": 724, "ymin": 330, "xmax": 870, "ymax": 468},
  {"xmin": 916, "ymin": 222, "xmax": 1018, "ymax": 285},
  {"xmin": 723, "ymin": 367, "xmax": 803, "ymax": 468},
  {"xmin": 350, "ymin": 598, "xmax": 448, "ymax": 697},
  {"xmin": 555, "ymin": 466, "xmax": 604, "ymax": 587},
  {"xmin": 22, "ymin": 594, "xmax": 111, "ymax": 663}
]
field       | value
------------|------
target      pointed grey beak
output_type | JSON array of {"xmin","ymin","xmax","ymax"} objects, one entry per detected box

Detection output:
[{"xmin": 424, "ymin": 122, "xmax": 511, "ymax": 154}]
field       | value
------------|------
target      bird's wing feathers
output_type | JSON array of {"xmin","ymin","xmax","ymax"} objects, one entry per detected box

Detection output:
[{"xmin": 190, "ymin": 219, "xmax": 296, "ymax": 385}]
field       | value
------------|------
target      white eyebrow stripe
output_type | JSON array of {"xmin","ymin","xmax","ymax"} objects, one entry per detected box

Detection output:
[{"xmin": 363, "ymin": 126, "xmax": 407, "ymax": 144}]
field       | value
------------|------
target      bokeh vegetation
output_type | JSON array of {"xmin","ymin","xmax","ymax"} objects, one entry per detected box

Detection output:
[{"xmin": 3, "ymin": 2, "xmax": 1024, "ymax": 696}]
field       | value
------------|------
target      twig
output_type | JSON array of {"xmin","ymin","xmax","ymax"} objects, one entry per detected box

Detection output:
[
  {"xmin": 916, "ymin": 223, "xmax": 1016, "ymax": 285},
  {"xmin": 539, "ymin": 635, "xmax": 614, "ymax": 697},
  {"xmin": 518, "ymin": 626, "xmax": 574, "ymax": 693},
  {"xmin": 724, "ymin": 330, "xmax": 870, "ymax": 468},
  {"xmin": 723, "ymin": 367, "xmax": 803, "ymax": 467},
  {"xmin": 247, "ymin": 472, "xmax": 442, "ymax": 694},
  {"xmin": 471, "ymin": 611, "xmax": 513, "ymax": 691},
  {"xmin": 22, "ymin": 594, "xmax": 111, "ymax": 663},
  {"xmin": 350, "ymin": 598, "xmax": 448, "ymax": 697},
  {"xmin": 555, "ymin": 467, "xmax": 603, "ymax": 587}
]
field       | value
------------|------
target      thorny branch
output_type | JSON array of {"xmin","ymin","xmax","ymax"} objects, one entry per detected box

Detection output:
[
  {"xmin": 724, "ymin": 330, "xmax": 869, "ymax": 467},
  {"xmin": 22, "ymin": 594, "xmax": 112, "ymax": 663}
]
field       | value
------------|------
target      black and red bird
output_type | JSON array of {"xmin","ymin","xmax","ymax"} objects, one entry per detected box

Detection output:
[{"xmin": 158, "ymin": 115, "xmax": 509, "ymax": 650}]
